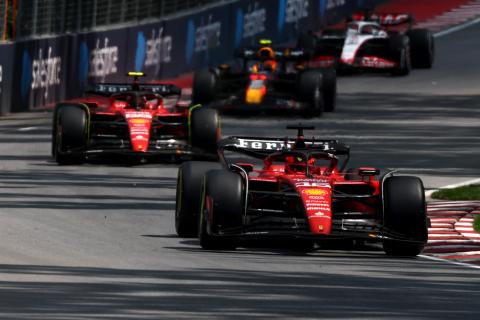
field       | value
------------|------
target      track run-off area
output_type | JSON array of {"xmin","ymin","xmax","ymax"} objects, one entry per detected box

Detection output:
[{"xmin": 0, "ymin": 15, "xmax": 479, "ymax": 320}]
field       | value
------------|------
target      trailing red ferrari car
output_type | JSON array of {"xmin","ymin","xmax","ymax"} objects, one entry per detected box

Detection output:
[
  {"xmin": 175, "ymin": 125, "xmax": 429, "ymax": 256},
  {"xmin": 298, "ymin": 13, "xmax": 434, "ymax": 76},
  {"xmin": 52, "ymin": 72, "xmax": 220, "ymax": 164}
]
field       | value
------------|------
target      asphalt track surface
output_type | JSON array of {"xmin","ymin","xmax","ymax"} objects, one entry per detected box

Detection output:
[{"xmin": 0, "ymin": 24, "xmax": 479, "ymax": 320}]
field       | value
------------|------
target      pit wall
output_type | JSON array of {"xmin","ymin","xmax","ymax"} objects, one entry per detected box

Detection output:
[{"xmin": 0, "ymin": 0, "xmax": 387, "ymax": 113}]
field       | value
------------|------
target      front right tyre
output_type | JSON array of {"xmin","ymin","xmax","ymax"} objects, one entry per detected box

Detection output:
[
  {"xmin": 322, "ymin": 68, "xmax": 337, "ymax": 112},
  {"xmin": 192, "ymin": 69, "xmax": 217, "ymax": 105}
]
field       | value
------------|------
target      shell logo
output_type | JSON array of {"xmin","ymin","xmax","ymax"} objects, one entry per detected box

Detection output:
[{"xmin": 303, "ymin": 189, "xmax": 328, "ymax": 196}]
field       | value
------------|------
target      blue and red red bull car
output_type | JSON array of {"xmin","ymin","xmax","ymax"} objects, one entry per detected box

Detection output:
[{"xmin": 191, "ymin": 40, "xmax": 337, "ymax": 117}]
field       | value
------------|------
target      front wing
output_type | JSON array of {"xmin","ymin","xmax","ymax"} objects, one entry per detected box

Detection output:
[
  {"xmin": 211, "ymin": 192, "xmax": 424, "ymax": 244},
  {"xmin": 58, "ymin": 136, "xmax": 215, "ymax": 160}
]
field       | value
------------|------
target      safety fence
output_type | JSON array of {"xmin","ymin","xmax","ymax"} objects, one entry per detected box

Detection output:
[
  {"xmin": 0, "ymin": 0, "xmax": 386, "ymax": 114},
  {"xmin": 3, "ymin": 0, "xmax": 227, "ymax": 39}
]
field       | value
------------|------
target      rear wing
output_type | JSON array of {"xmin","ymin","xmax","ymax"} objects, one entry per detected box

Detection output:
[
  {"xmin": 218, "ymin": 136, "xmax": 350, "ymax": 158},
  {"xmin": 351, "ymin": 12, "xmax": 414, "ymax": 27},
  {"xmin": 88, "ymin": 83, "xmax": 182, "ymax": 96},
  {"xmin": 234, "ymin": 47, "xmax": 311, "ymax": 62}
]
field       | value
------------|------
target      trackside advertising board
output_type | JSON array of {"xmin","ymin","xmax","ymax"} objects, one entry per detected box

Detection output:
[
  {"xmin": 0, "ymin": 0, "xmax": 386, "ymax": 112},
  {"xmin": 0, "ymin": 43, "xmax": 13, "ymax": 114}
]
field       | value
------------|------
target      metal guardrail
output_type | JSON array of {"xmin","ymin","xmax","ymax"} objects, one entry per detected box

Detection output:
[{"xmin": 12, "ymin": 0, "xmax": 226, "ymax": 39}]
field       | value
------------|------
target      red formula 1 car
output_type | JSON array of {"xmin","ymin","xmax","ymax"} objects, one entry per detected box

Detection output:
[
  {"xmin": 298, "ymin": 13, "xmax": 434, "ymax": 76},
  {"xmin": 175, "ymin": 125, "xmax": 429, "ymax": 256},
  {"xmin": 52, "ymin": 72, "xmax": 220, "ymax": 164}
]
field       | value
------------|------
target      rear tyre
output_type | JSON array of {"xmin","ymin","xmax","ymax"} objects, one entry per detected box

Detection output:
[
  {"xmin": 190, "ymin": 107, "xmax": 220, "ymax": 155},
  {"xmin": 297, "ymin": 71, "xmax": 324, "ymax": 117},
  {"xmin": 192, "ymin": 69, "xmax": 217, "ymax": 105},
  {"xmin": 407, "ymin": 29, "xmax": 434, "ymax": 68},
  {"xmin": 175, "ymin": 161, "xmax": 222, "ymax": 237},
  {"xmin": 199, "ymin": 170, "xmax": 244, "ymax": 250},
  {"xmin": 54, "ymin": 105, "xmax": 87, "ymax": 165},
  {"xmin": 382, "ymin": 176, "xmax": 428, "ymax": 256},
  {"xmin": 322, "ymin": 68, "xmax": 337, "ymax": 112}
]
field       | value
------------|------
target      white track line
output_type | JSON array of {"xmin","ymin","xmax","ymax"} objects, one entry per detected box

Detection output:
[
  {"xmin": 419, "ymin": 254, "xmax": 480, "ymax": 270},
  {"xmin": 17, "ymin": 126, "xmax": 37, "ymax": 132},
  {"xmin": 434, "ymin": 16, "xmax": 480, "ymax": 37}
]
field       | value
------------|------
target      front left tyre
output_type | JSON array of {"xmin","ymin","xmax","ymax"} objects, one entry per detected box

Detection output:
[
  {"xmin": 382, "ymin": 176, "xmax": 428, "ymax": 256},
  {"xmin": 175, "ymin": 161, "xmax": 222, "ymax": 237},
  {"xmin": 199, "ymin": 170, "xmax": 244, "ymax": 250},
  {"xmin": 389, "ymin": 35, "xmax": 411, "ymax": 76},
  {"xmin": 52, "ymin": 105, "xmax": 87, "ymax": 165}
]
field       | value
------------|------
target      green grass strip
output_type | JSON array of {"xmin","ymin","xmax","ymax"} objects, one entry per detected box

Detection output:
[
  {"xmin": 431, "ymin": 184, "xmax": 480, "ymax": 201},
  {"xmin": 474, "ymin": 215, "xmax": 480, "ymax": 233}
]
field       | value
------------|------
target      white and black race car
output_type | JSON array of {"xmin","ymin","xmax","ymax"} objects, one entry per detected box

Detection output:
[{"xmin": 298, "ymin": 13, "xmax": 434, "ymax": 76}]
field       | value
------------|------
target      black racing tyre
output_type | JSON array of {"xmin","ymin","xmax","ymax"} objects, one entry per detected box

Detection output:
[
  {"xmin": 391, "ymin": 48, "xmax": 411, "ymax": 76},
  {"xmin": 54, "ymin": 105, "xmax": 87, "ymax": 165},
  {"xmin": 389, "ymin": 35, "xmax": 411, "ymax": 76},
  {"xmin": 199, "ymin": 170, "xmax": 244, "ymax": 250},
  {"xmin": 175, "ymin": 161, "xmax": 222, "ymax": 238},
  {"xmin": 344, "ymin": 168, "xmax": 361, "ymax": 181},
  {"xmin": 322, "ymin": 68, "xmax": 337, "ymax": 112},
  {"xmin": 382, "ymin": 176, "xmax": 428, "ymax": 256},
  {"xmin": 190, "ymin": 107, "xmax": 220, "ymax": 154},
  {"xmin": 407, "ymin": 28, "xmax": 434, "ymax": 69},
  {"xmin": 192, "ymin": 69, "xmax": 217, "ymax": 105},
  {"xmin": 297, "ymin": 71, "xmax": 324, "ymax": 117}
]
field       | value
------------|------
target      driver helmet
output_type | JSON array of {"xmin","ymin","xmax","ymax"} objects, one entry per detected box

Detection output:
[{"xmin": 257, "ymin": 47, "xmax": 278, "ymax": 72}]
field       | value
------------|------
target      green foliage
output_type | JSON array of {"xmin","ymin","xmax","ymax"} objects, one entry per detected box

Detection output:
[
  {"xmin": 431, "ymin": 185, "xmax": 480, "ymax": 200},
  {"xmin": 474, "ymin": 215, "xmax": 480, "ymax": 233}
]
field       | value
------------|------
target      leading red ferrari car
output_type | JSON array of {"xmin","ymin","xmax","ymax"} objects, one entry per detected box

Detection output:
[
  {"xmin": 52, "ymin": 72, "xmax": 220, "ymax": 164},
  {"xmin": 175, "ymin": 125, "xmax": 429, "ymax": 256}
]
